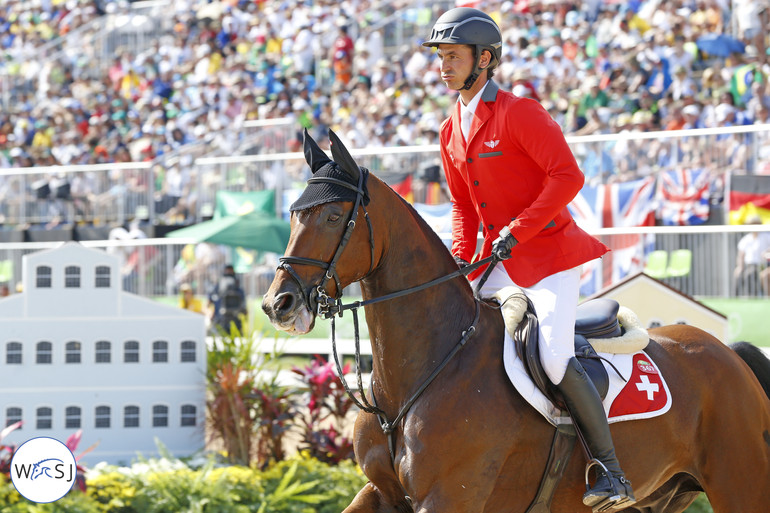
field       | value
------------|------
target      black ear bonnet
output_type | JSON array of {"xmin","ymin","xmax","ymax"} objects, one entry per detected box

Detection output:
[{"xmin": 290, "ymin": 129, "xmax": 370, "ymax": 211}]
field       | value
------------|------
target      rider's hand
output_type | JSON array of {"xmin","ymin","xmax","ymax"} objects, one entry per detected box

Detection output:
[
  {"xmin": 454, "ymin": 255, "xmax": 470, "ymax": 269},
  {"xmin": 492, "ymin": 226, "xmax": 517, "ymax": 260}
]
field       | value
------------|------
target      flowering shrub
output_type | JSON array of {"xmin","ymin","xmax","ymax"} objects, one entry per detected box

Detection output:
[
  {"xmin": 207, "ymin": 329, "xmax": 299, "ymax": 468},
  {"xmin": 252, "ymin": 381, "xmax": 297, "ymax": 467},
  {"xmin": 292, "ymin": 357, "xmax": 356, "ymax": 464},
  {"xmin": 0, "ymin": 421, "xmax": 20, "ymax": 479}
]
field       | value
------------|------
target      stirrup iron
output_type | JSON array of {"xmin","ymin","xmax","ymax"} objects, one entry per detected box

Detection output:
[{"xmin": 583, "ymin": 459, "xmax": 634, "ymax": 513}]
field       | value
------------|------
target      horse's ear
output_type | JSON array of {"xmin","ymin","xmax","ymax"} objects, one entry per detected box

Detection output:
[
  {"xmin": 303, "ymin": 128, "xmax": 331, "ymax": 173},
  {"xmin": 328, "ymin": 129, "xmax": 361, "ymax": 184}
]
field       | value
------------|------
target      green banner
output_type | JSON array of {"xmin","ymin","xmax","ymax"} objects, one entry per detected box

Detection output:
[{"xmin": 215, "ymin": 190, "xmax": 275, "ymax": 218}]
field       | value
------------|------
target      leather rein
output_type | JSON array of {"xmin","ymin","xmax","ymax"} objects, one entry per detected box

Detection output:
[{"xmin": 277, "ymin": 170, "xmax": 498, "ymax": 463}]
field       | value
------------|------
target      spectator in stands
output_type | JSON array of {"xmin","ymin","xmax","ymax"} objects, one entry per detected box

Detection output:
[
  {"xmin": 734, "ymin": 215, "xmax": 770, "ymax": 296},
  {"xmin": 664, "ymin": 104, "xmax": 687, "ymax": 131},
  {"xmin": 734, "ymin": 0, "xmax": 768, "ymax": 65},
  {"xmin": 681, "ymin": 103, "xmax": 705, "ymax": 129},
  {"xmin": 330, "ymin": 23, "xmax": 354, "ymax": 86},
  {"xmin": 178, "ymin": 283, "xmax": 203, "ymax": 314},
  {"xmin": 753, "ymin": 103, "xmax": 770, "ymax": 125},
  {"xmin": 2, "ymin": 0, "xmax": 770, "ymax": 230},
  {"xmin": 207, "ymin": 264, "xmax": 247, "ymax": 334},
  {"xmin": 576, "ymin": 76, "xmax": 609, "ymax": 129},
  {"xmin": 670, "ymin": 66, "xmax": 697, "ymax": 101},
  {"xmin": 761, "ymin": 247, "xmax": 770, "ymax": 295}
]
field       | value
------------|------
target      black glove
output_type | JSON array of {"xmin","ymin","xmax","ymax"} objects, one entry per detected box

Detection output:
[
  {"xmin": 492, "ymin": 226, "xmax": 517, "ymax": 260},
  {"xmin": 453, "ymin": 255, "xmax": 470, "ymax": 269}
]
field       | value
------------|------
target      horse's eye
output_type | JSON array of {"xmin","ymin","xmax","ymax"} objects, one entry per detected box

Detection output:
[{"xmin": 328, "ymin": 213, "xmax": 341, "ymax": 224}]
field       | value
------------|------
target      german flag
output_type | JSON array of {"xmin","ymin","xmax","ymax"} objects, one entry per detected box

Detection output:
[
  {"xmin": 729, "ymin": 175, "xmax": 770, "ymax": 224},
  {"xmin": 380, "ymin": 172, "xmax": 414, "ymax": 203}
]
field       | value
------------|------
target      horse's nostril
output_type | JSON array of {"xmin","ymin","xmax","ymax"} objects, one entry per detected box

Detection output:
[{"xmin": 273, "ymin": 292, "xmax": 296, "ymax": 315}]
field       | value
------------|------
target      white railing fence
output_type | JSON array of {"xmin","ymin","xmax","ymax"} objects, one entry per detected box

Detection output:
[
  {"xmin": 1, "ymin": 124, "xmax": 768, "ymax": 226},
  {"xmin": 0, "ymin": 224, "xmax": 768, "ymax": 304}
]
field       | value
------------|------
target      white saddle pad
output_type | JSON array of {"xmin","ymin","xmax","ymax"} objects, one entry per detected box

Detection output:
[{"xmin": 491, "ymin": 286, "xmax": 672, "ymax": 426}]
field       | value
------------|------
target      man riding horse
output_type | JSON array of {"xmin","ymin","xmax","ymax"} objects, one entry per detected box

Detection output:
[{"xmin": 422, "ymin": 7, "xmax": 635, "ymax": 509}]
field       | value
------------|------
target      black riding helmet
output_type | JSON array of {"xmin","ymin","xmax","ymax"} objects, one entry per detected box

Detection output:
[{"xmin": 422, "ymin": 7, "xmax": 503, "ymax": 90}]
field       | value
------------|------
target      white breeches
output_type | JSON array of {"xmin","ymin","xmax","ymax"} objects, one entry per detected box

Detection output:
[{"xmin": 472, "ymin": 263, "xmax": 582, "ymax": 384}]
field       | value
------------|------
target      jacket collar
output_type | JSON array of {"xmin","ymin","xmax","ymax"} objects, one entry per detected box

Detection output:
[
  {"xmin": 481, "ymin": 80, "xmax": 499, "ymax": 102},
  {"xmin": 451, "ymin": 80, "xmax": 501, "ymax": 147},
  {"xmin": 465, "ymin": 80, "xmax": 499, "ymax": 143}
]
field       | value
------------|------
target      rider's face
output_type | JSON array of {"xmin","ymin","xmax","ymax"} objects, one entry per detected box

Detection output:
[{"xmin": 436, "ymin": 44, "xmax": 475, "ymax": 91}]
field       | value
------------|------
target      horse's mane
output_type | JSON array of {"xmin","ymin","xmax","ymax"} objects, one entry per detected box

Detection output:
[{"xmin": 374, "ymin": 173, "xmax": 457, "ymax": 265}]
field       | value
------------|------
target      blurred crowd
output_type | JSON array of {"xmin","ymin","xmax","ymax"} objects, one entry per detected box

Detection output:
[{"xmin": 0, "ymin": 0, "xmax": 769, "ymax": 221}]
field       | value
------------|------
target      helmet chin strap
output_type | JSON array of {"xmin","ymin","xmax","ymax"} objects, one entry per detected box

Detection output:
[
  {"xmin": 461, "ymin": 70, "xmax": 480, "ymax": 90},
  {"xmin": 461, "ymin": 46, "xmax": 488, "ymax": 90}
]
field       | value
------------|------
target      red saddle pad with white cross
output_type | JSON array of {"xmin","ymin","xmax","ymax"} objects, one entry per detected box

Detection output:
[{"xmin": 503, "ymin": 335, "xmax": 672, "ymax": 425}]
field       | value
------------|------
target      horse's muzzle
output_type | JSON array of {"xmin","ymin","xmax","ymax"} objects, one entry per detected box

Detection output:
[{"xmin": 262, "ymin": 282, "xmax": 316, "ymax": 335}]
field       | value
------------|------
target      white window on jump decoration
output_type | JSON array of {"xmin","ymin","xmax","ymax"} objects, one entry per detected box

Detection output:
[
  {"xmin": 124, "ymin": 405, "xmax": 140, "ymax": 428},
  {"xmin": 36, "ymin": 407, "xmax": 53, "ymax": 429},
  {"xmin": 95, "ymin": 341, "xmax": 111, "ymax": 363},
  {"xmin": 152, "ymin": 341, "xmax": 168, "ymax": 363},
  {"xmin": 65, "ymin": 265, "xmax": 81, "ymax": 288},
  {"xmin": 180, "ymin": 341, "xmax": 196, "ymax": 362},
  {"xmin": 36, "ymin": 265, "xmax": 52, "ymax": 288},
  {"xmin": 95, "ymin": 265, "xmax": 110, "ymax": 288},
  {"xmin": 95, "ymin": 340, "xmax": 112, "ymax": 363},
  {"xmin": 95, "ymin": 405, "xmax": 111, "ymax": 428},
  {"xmin": 180, "ymin": 404, "xmax": 197, "ymax": 427},
  {"xmin": 36, "ymin": 341, "xmax": 52, "ymax": 364},
  {"xmin": 6, "ymin": 342, "xmax": 22, "ymax": 364},
  {"xmin": 6, "ymin": 407, "xmax": 22, "ymax": 429},
  {"xmin": 124, "ymin": 340, "xmax": 140, "ymax": 363},
  {"xmin": 66, "ymin": 341, "xmax": 81, "ymax": 364},
  {"xmin": 152, "ymin": 405, "xmax": 168, "ymax": 427},
  {"xmin": 65, "ymin": 406, "xmax": 81, "ymax": 429}
]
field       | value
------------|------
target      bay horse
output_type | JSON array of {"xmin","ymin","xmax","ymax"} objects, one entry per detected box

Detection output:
[{"xmin": 262, "ymin": 129, "xmax": 770, "ymax": 513}]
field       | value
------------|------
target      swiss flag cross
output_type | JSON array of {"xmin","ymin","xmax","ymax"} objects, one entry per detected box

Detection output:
[{"xmin": 609, "ymin": 352, "xmax": 669, "ymax": 418}]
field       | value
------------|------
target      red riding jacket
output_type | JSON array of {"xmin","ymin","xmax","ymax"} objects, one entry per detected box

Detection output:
[{"xmin": 439, "ymin": 81, "xmax": 608, "ymax": 287}]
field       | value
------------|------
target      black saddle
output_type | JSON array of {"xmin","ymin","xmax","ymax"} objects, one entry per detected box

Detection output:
[{"xmin": 514, "ymin": 298, "xmax": 622, "ymax": 411}]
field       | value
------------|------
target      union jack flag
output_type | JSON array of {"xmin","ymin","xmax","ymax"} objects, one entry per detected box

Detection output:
[
  {"xmin": 568, "ymin": 177, "xmax": 657, "ymax": 295},
  {"xmin": 657, "ymin": 168, "xmax": 710, "ymax": 226}
]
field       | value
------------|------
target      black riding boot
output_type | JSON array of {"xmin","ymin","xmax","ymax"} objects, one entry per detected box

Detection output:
[{"xmin": 557, "ymin": 357, "xmax": 636, "ymax": 512}]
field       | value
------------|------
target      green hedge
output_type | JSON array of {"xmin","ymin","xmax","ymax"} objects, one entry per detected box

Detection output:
[
  {"xmin": 0, "ymin": 455, "xmax": 713, "ymax": 513},
  {"xmin": 0, "ymin": 454, "xmax": 714, "ymax": 512},
  {"xmin": 0, "ymin": 455, "xmax": 366, "ymax": 513}
]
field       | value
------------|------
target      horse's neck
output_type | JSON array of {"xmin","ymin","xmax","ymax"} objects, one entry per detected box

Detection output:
[{"xmin": 359, "ymin": 200, "xmax": 478, "ymax": 405}]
